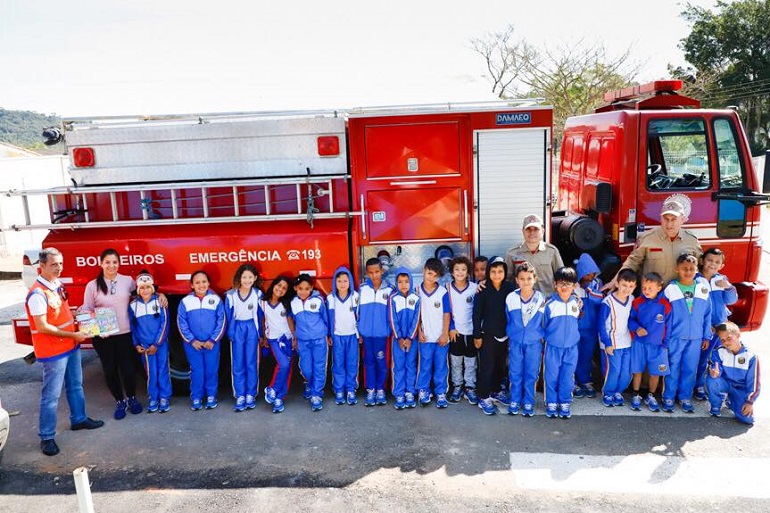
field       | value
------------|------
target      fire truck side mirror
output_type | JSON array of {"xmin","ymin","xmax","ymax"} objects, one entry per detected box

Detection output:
[{"xmin": 763, "ymin": 150, "xmax": 770, "ymax": 195}]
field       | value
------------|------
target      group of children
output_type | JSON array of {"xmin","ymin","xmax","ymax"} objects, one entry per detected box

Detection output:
[{"xmin": 127, "ymin": 248, "xmax": 759, "ymax": 425}]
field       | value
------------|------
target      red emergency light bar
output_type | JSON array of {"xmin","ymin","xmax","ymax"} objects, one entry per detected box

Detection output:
[{"xmin": 604, "ymin": 80, "xmax": 683, "ymax": 103}]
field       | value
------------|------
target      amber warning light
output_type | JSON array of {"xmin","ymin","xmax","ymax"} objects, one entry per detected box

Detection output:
[
  {"xmin": 317, "ymin": 136, "xmax": 340, "ymax": 156},
  {"xmin": 72, "ymin": 147, "xmax": 95, "ymax": 167}
]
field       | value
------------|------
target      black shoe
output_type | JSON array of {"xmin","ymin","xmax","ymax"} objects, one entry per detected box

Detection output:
[
  {"xmin": 41, "ymin": 439, "xmax": 60, "ymax": 456},
  {"xmin": 71, "ymin": 417, "xmax": 105, "ymax": 431}
]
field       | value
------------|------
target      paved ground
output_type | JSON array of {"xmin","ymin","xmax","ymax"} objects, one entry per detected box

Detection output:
[{"xmin": 1, "ymin": 241, "xmax": 770, "ymax": 512}]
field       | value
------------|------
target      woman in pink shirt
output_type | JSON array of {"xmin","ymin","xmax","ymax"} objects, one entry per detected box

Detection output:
[{"xmin": 81, "ymin": 248, "xmax": 145, "ymax": 419}]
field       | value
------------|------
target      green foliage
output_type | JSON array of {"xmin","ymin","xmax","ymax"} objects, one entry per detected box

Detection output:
[
  {"xmin": 0, "ymin": 108, "xmax": 61, "ymax": 150},
  {"xmin": 675, "ymin": 0, "xmax": 770, "ymax": 155}
]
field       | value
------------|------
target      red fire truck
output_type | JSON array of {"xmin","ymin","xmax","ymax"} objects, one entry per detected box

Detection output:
[{"xmin": 7, "ymin": 81, "xmax": 768, "ymax": 385}]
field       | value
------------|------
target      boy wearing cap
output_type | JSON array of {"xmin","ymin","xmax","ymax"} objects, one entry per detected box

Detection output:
[
  {"xmin": 505, "ymin": 214, "xmax": 564, "ymax": 296},
  {"xmin": 129, "ymin": 271, "xmax": 172, "ymax": 413},
  {"xmin": 607, "ymin": 194, "xmax": 702, "ymax": 289}
]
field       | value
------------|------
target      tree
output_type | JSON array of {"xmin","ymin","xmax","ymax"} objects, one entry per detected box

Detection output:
[
  {"xmin": 674, "ymin": 0, "xmax": 770, "ymax": 154},
  {"xmin": 472, "ymin": 25, "xmax": 639, "ymax": 146}
]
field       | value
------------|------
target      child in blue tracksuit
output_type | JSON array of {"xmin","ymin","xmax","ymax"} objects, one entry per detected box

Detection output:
[
  {"xmin": 358, "ymin": 258, "xmax": 394, "ymax": 406},
  {"xmin": 416, "ymin": 258, "xmax": 452, "ymax": 408},
  {"xmin": 261, "ymin": 276, "xmax": 295, "ymax": 413},
  {"xmin": 177, "ymin": 270, "xmax": 226, "ymax": 411},
  {"xmin": 543, "ymin": 266, "xmax": 581, "ymax": 419},
  {"xmin": 707, "ymin": 321, "xmax": 760, "ymax": 425},
  {"xmin": 225, "ymin": 264, "xmax": 264, "ymax": 412},
  {"xmin": 662, "ymin": 253, "xmax": 712, "ymax": 413},
  {"xmin": 628, "ymin": 272, "xmax": 672, "ymax": 412},
  {"xmin": 599, "ymin": 268, "xmax": 636, "ymax": 408},
  {"xmin": 695, "ymin": 248, "xmax": 739, "ymax": 400},
  {"xmin": 574, "ymin": 253, "xmax": 604, "ymax": 398},
  {"xmin": 389, "ymin": 267, "xmax": 420, "ymax": 410},
  {"xmin": 328, "ymin": 266, "xmax": 360, "ymax": 406},
  {"xmin": 505, "ymin": 262, "xmax": 545, "ymax": 417},
  {"xmin": 290, "ymin": 274, "xmax": 330, "ymax": 412},
  {"xmin": 129, "ymin": 271, "xmax": 171, "ymax": 413}
]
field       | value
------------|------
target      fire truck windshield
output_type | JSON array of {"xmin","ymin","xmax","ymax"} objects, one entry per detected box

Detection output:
[{"xmin": 646, "ymin": 118, "xmax": 711, "ymax": 191}]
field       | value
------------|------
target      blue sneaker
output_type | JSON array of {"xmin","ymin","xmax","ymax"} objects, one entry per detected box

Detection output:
[
  {"xmin": 394, "ymin": 396, "xmax": 406, "ymax": 410},
  {"xmin": 478, "ymin": 398, "xmax": 497, "ymax": 415},
  {"xmin": 507, "ymin": 402, "xmax": 520, "ymax": 415},
  {"xmin": 310, "ymin": 396, "xmax": 323, "ymax": 412},
  {"xmin": 662, "ymin": 398, "xmax": 675, "ymax": 413},
  {"xmin": 190, "ymin": 398, "xmax": 203, "ymax": 411},
  {"xmin": 602, "ymin": 395, "xmax": 614, "ymax": 407},
  {"xmin": 233, "ymin": 396, "xmax": 246, "ymax": 412},
  {"xmin": 264, "ymin": 387, "xmax": 276, "ymax": 405},
  {"xmin": 581, "ymin": 384, "xmax": 597, "ymax": 398},
  {"xmin": 158, "ymin": 398, "xmax": 170, "ymax": 413},
  {"xmin": 559, "ymin": 403, "xmax": 571, "ymax": 419},
  {"xmin": 346, "ymin": 391, "xmax": 358, "ymax": 405},
  {"xmin": 449, "ymin": 387, "xmax": 463, "ymax": 403},
  {"xmin": 302, "ymin": 383, "xmax": 312, "ymax": 400},
  {"xmin": 364, "ymin": 389, "xmax": 376, "ymax": 407},
  {"xmin": 127, "ymin": 396, "xmax": 143, "ymax": 415},
  {"xmin": 376, "ymin": 389, "xmax": 387, "ymax": 405},
  {"xmin": 694, "ymin": 387, "xmax": 707, "ymax": 401},
  {"xmin": 418, "ymin": 389, "xmax": 432, "ymax": 406},
  {"xmin": 404, "ymin": 392, "xmax": 416, "ymax": 408},
  {"xmin": 335, "ymin": 392, "xmax": 345, "ymax": 405},
  {"xmin": 522, "ymin": 403, "xmax": 535, "ymax": 417},
  {"xmin": 613, "ymin": 393, "xmax": 625, "ymax": 406},
  {"xmin": 147, "ymin": 399, "xmax": 159, "ymax": 413},
  {"xmin": 710, "ymin": 406, "xmax": 721, "ymax": 417},
  {"xmin": 436, "ymin": 394, "xmax": 449, "ymax": 409},
  {"xmin": 491, "ymin": 391, "xmax": 510, "ymax": 406},
  {"xmin": 573, "ymin": 386, "xmax": 585, "ymax": 398},
  {"xmin": 245, "ymin": 394, "xmax": 256, "ymax": 410},
  {"xmin": 645, "ymin": 394, "xmax": 660, "ymax": 413},
  {"xmin": 205, "ymin": 396, "xmax": 218, "ymax": 409},
  {"xmin": 681, "ymin": 400, "xmax": 695, "ymax": 413},
  {"xmin": 114, "ymin": 400, "xmax": 127, "ymax": 420},
  {"xmin": 465, "ymin": 388, "xmax": 478, "ymax": 405},
  {"xmin": 272, "ymin": 398, "xmax": 285, "ymax": 413},
  {"xmin": 545, "ymin": 403, "xmax": 558, "ymax": 418},
  {"xmin": 630, "ymin": 394, "xmax": 642, "ymax": 411}
]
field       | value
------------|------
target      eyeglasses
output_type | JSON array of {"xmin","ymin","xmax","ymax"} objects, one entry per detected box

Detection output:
[
  {"xmin": 109, "ymin": 280, "xmax": 117, "ymax": 295},
  {"xmin": 555, "ymin": 281, "xmax": 574, "ymax": 288}
]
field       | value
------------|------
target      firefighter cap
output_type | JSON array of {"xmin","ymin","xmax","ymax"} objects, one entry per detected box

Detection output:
[
  {"xmin": 661, "ymin": 194, "xmax": 692, "ymax": 220},
  {"xmin": 523, "ymin": 214, "xmax": 544, "ymax": 230}
]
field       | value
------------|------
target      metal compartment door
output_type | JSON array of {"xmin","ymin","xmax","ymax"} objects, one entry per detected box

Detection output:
[
  {"xmin": 475, "ymin": 128, "xmax": 549, "ymax": 258},
  {"xmin": 366, "ymin": 188, "xmax": 462, "ymax": 243}
]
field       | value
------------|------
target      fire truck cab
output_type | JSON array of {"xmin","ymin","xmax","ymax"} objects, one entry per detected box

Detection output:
[{"xmin": 553, "ymin": 80, "xmax": 767, "ymax": 329}]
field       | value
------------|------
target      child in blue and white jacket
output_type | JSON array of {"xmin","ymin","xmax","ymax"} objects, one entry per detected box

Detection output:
[
  {"xmin": 599, "ymin": 269, "xmax": 636, "ymax": 408},
  {"xmin": 695, "ymin": 248, "xmax": 739, "ymax": 400},
  {"xmin": 129, "ymin": 271, "xmax": 171, "ymax": 413},
  {"xmin": 177, "ymin": 270, "xmax": 226, "ymax": 411},
  {"xmin": 574, "ymin": 253, "xmax": 604, "ymax": 398},
  {"xmin": 505, "ymin": 262, "xmax": 545, "ymax": 417},
  {"xmin": 225, "ymin": 264, "xmax": 264, "ymax": 412},
  {"xmin": 290, "ymin": 274, "xmax": 330, "ymax": 412},
  {"xmin": 706, "ymin": 321, "xmax": 760, "ymax": 425},
  {"xmin": 389, "ymin": 267, "xmax": 420, "ymax": 410},
  {"xmin": 662, "ymin": 253, "xmax": 712, "ymax": 413},
  {"xmin": 328, "ymin": 266, "xmax": 360, "ymax": 406},
  {"xmin": 542, "ymin": 266, "xmax": 582, "ymax": 419},
  {"xmin": 358, "ymin": 258, "xmax": 394, "ymax": 406}
]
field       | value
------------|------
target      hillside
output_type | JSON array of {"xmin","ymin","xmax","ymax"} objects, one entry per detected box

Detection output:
[{"xmin": 0, "ymin": 108, "xmax": 61, "ymax": 151}]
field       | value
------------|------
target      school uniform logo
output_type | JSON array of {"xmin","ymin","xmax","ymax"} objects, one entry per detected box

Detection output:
[
  {"xmin": 382, "ymin": 292, "xmax": 389, "ymax": 300},
  {"xmin": 310, "ymin": 303, "xmax": 318, "ymax": 311},
  {"xmin": 466, "ymin": 297, "xmax": 473, "ymax": 304},
  {"xmin": 434, "ymin": 301, "xmax": 441, "ymax": 308},
  {"xmin": 571, "ymin": 305, "xmax": 578, "ymax": 313},
  {"xmin": 655, "ymin": 314, "xmax": 664, "ymax": 323},
  {"xmin": 738, "ymin": 357, "xmax": 746, "ymax": 364},
  {"xmin": 408, "ymin": 298, "xmax": 416, "ymax": 306},
  {"xmin": 280, "ymin": 311, "xmax": 286, "ymax": 317},
  {"xmin": 247, "ymin": 304, "xmax": 254, "ymax": 310},
  {"xmin": 658, "ymin": 364, "xmax": 668, "ymax": 372},
  {"xmin": 208, "ymin": 299, "xmax": 216, "ymax": 305},
  {"xmin": 701, "ymin": 287, "xmax": 709, "ymax": 295},
  {"xmin": 153, "ymin": 304, "xmax": 159, "ymax": 312}
]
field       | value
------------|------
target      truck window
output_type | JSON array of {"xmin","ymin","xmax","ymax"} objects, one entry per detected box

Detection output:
[
  {"xmin": 713, "ymin": 118, "xmax": 744, "ymax": 190},
  {"xmin": 646, "ymin": 118, "xmax": 711, "ymax": 191}
]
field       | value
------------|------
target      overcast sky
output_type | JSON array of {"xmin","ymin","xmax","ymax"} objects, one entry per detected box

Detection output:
[{"xmin": 0, "ymin": 0, "xmax": 723, "ymax": 116}]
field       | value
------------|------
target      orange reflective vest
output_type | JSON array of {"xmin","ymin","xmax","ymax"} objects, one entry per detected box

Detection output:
[{"xmin": 25, "ymin": 280, "xmax": 77, "ymax": 362}]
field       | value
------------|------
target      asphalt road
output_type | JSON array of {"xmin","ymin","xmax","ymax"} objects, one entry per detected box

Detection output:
[{"xmin": 1, "ymin": 276, "xmax": 769, "ymax": 513}]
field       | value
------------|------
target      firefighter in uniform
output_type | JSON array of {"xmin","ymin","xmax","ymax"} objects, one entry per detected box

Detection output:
[
  {"xmin": 505, "ymin": 214, "xmax": 564, "ymax": 296},
  {"xmin": 25, "ymin": 247, "xmax": 104, "ymax": 456},
  {"xmin": 607, "ymin": 195, "xmax": 702, "ymax": 289}
]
